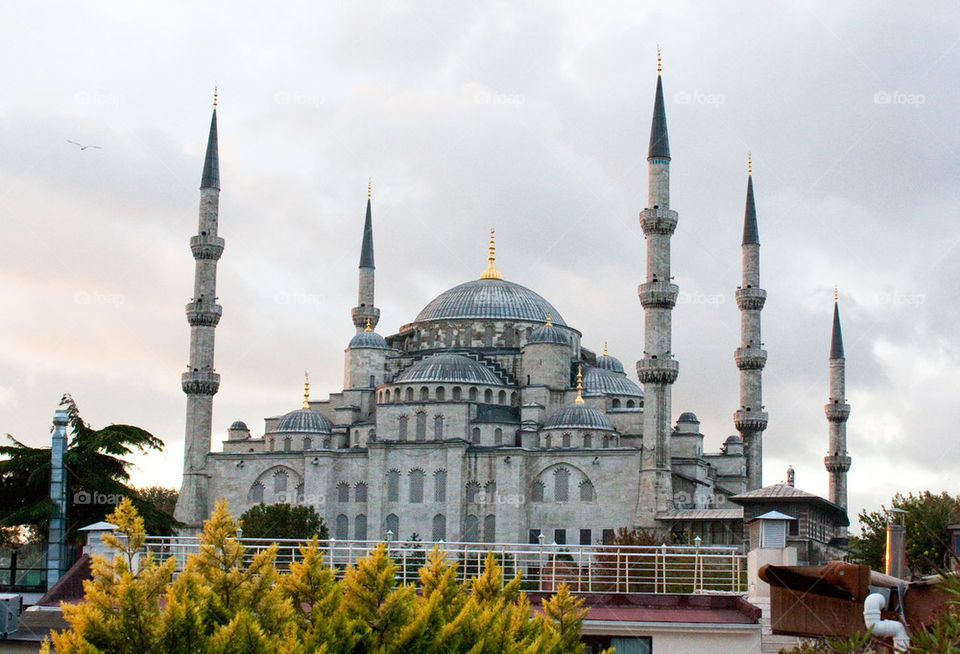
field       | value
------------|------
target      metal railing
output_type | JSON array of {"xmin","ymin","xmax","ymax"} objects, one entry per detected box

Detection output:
[{"xmin": 141, "ymin": 537, "xmax": 746, "ymax": 595}]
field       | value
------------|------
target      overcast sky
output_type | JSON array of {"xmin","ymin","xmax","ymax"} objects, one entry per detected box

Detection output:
[{"xmin": 1, "ymin": 1, "xmax": 958, "ymax": 532}]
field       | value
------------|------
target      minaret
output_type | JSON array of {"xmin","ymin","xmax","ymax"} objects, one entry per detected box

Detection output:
[
  {"xmin": 734, "ymin": 154, "xmax": 768, "ymax": 491},
  {"xmin": 636, "ymin": 49, "xmax": 679, "ymax": 529},
  {"xmin": 824, "ymin": 291, "xmax": 852, "ymax": 512},
  {"xmin": 351, "ymin": 181, "xmax": 380, "ymax": 332},
  {"xmin": 174, "ymin": 91, "xmax": 224, "ymax": 530}
]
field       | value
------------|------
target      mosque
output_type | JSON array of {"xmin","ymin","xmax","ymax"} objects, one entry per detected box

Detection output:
[{"xmin": 173, "ymin": 64, "xmax": 852, "ymax": 558}]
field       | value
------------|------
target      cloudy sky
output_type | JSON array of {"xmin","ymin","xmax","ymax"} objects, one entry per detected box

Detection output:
[{"xmin": 1, "ymin": 1, "xmax": 957, "ymax": 531}]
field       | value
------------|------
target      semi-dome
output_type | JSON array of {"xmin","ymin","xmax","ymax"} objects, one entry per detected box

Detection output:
[
  {"xmin": 582, "ymin": 366, "xmax": 643, "ymax": 397},
  {"xmin": 348, "ymin": 330, "xmax": 388, "ymax": 349},
  {"xmin": 527, "ymin": 322, "xmax": 569, "ymax": 345},
  {"xmin": 415, "ymin": 278, "xmax": 566, "ymax": 326},
  {"xmin": 595, "ymin": 353, "xmax": 625, "ymax": 373},
  {"xmin": 395, "ymin": 353, "xmax": 504, "ymax": 385},
  {"xmin": 275, "ymin": 409, "xmax": 332, "ymax": 435},
  {"xmin": 677, "ymin": 411, "xmax": 700, "ymax": 423},
  {"xmin": 542, "ymin": 404, "xmax": 615, "ymax": 431}
]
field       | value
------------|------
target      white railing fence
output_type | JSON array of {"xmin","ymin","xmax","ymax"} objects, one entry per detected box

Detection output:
[{"xmin": 141, "ymin": 537, "xmax": 746, "ymax": 595}]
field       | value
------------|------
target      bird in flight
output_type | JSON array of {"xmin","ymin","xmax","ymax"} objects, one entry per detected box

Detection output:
[{"xmin": 66, "ymin": 140, "xmax": 102, "ymax": 151}]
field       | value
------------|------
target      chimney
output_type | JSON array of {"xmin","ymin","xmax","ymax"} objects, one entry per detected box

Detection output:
[{"xmin": 885, "ymin": 508, "xmax": 908, "ymax": 579}]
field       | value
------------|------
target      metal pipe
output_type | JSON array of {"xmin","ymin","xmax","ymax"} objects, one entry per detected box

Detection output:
[{"xmin": 886, "ymin": 508, "xmax": 908, "ymax": 579}]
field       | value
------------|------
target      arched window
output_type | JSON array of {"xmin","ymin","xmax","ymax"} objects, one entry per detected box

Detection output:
[
  {"xmin": 471, "ymin": 427, "xmax": 481, "ymax": 444},
  {"xmin": 434, "ymin": 414, "xmax": 444, "ymax": 440},
  {"xmin": 580, "ymin": 480, "xmax": 595, "ymax": 502},
  {"xmin": 283, "ymin": 437, "xmax": 292, "ymax": 452},
  {"xmin": 484, "ymin": 481, "xmax": 496, "ymax": 503},
  {"xmin": 421, "ymin": 515, "xmax": 439, "ymax": 544},
  {"xmin": 393, "ymin": 388, "xmax": 400, "ymax": 402},
  {"xmin": 248, "ymin": 483, "xmax": 264, "ymax": 503},
  {"xmin": 274, "ymin": 471, "xmax": 288, "ymax": 494},
  {"xmin": 466, "ymin": 481, "xmax": 480, "ymax": 503},
  {"xmin": 626, "ymin": 399, "xmax": 635, "ymax": 409},
  {"xmin": 385, "ymin": 513, "xmax": 399, "ymax": 539},
  {"xmin": 484, "ymin": 389, "xmax": 493, "ymax": 403},
  {"xmin": 494, "ymin": 428, "xmax": 503, "ymax": 445},
  {"xmin": 498, "ymin": 390, "xmax": 506, "ymax": 405},
  {"xmin": 303, "ymin": 437, "xmax": 312, "ymax": 451},
  {"xmin": 387, "ymin": 470, "xmax": 400, "ymax": 502},
  {"xmin": 336, "ymin": 514, "xmax": 349, "ymax": 540},
  {"xmin": 269, "ymin": 437, "xmax": 275, "ymax": 452},
  {"xmin": 368, "ymin": 428, "xmax": 375, "ymax": 442},
  {"xmin": 434, "ymin": 470, "xmax": 447, "ymax": 502},
  {"xmin": 554, "ymin": 467, "xmax": 570, "ymax": 502},
  {"xmin": 409, "ymin": 469, "xmax": 425, "ymax": 503},
  {"xmin": 436, "ymin": 386, "xmax": 445, "ymax": 401},
  {"xmin": 612, "ymin": 398, "xmax": 621, "ymax": 409},
  {"xmin": 602, "ymin": 435, "xmax": 610, "ymax": 448},
  {"xmin": 416, "ymin": 411, "xmax": 426, "ymax": 441},
  {"xmin": 405, "ymin": 387, "xmax": 414, "ymax": 402},
  {"xmin": 296, "ymin": 482, "xmax": 304, "ymax": 504},
  {"xmin": 453, "ymin": 386, "xmax": 462, "ymax": 400},
  {"xmin": 355, "ymin": 482, "xmax": 368, "ymax": 503},
  {"xmin": 484, "ymin": 325, "xmax": 494, "ymax": 347},
  {"xmin": 420, "ymin": 387, "xmax": 429, "ymax": 401},
  {"xmin": 544, "ymin": 434, "xmax": 552, "ymax": 449},
  {"xmin": 583, "ymin": 433, "xmax": 592, "ymax": 448},
  {"xmin": 562, "ymin": 433, "xmax": 571, "ymax": 448},
  {"xmin": 322, "ymin": 437, "xmax": 331, "ymax": 449},
  {"xmin": 369, "ymin": 374, "xmax": 376, "ymax": 388},
  {"xmin": 531, "ymin": 481, "xmax": 544, "ymax": 503},
  {"xmin": 510, "ymin": 391, "xmax": 518, "ymax": 406},
  {"xmin": 444, "ymin": 328, "xmax": 453, "ymax": 346},
  {"xmin": 398, "ymin": 415, "xmax": 408, "ymax": 441},
  {"xmin": 464, "ymin": 514, "xmax": 480, "ymax": 541},
  {"xmin": 469, "ymin": 387, "xmax": 478, "ymax": 401},
  {"xmin": 484, "ymin": 514, "xmax": 496, "ymax": 543},
  {"xmin": 337, "ymin": 482, "xmax": 350, "ymax": 503},
  {"xmin": 504, "ymin": 327, "xmax": 514, "ymax": 347},
  {"xmin": 355, "ymin": 514, "xmax": 367, "ymax": 540}
]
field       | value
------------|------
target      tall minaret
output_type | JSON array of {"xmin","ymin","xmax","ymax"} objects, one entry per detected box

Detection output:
[
  {"xmin": 636, "ymin": 50, "xmax": 679, "ymax": 529},
  {"xmin": 734, "ymin": 155, "xmax": 768, "ymax": 491},
  {"xmin": 351, "ymin": 181, "xmax": 380, "ymax": 332},
  {"xmin": 824, "ymin": 291, "xmax": 852, "ymax": 512},
  {"xmin": 174, "ymin": 92, "xmax": 224, "ymax": 530}
]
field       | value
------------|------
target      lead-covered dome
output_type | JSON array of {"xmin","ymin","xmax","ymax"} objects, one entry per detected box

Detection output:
[
  {"xmin": 415, "ymin": 278, "xmax": 566, "ymax": 326},
  {"xmin": 527, "ymin": 323, "xmax": 569, "ymax": 345},
  {"xmin": 395, "ymin": 353, "xmax": 504, "ymax": 385},
  {"xmin": 582, "ymin": 366, "xmax": 643, "ymax": 397},
  {"xmin": 595, "ymin": 352, "xmax": 625, "ymax": 373},
  {"xmin": 348, "ymin": 330, "xmax": 388, "ymax": 349},
  {"xmin": 275, "ymin": 409, "xmax": 332, "ymax": 435},
  {"xmin": 542, "ymin": 404, "xmax": 615, "ymax": 431}
]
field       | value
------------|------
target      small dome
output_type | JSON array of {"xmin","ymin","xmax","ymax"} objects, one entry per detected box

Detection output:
[
  {"xmin": 543, "ymin": 404, "xmax": 615, "ymax": 431},
  {"xmin": 595, "ymin": 353, "xmax": 625, "ymax": 373},
  {"xmin": 582, "ymin": 366, "xmax": 643, "ymax": 397},
  {"xmin": 348, "ymin": 330, "xmax": 388, "ymax": 349},
  {"xmin": 677, "ymin": 411, "xmax": 700, "ymax": 423},
  {"xmin": 229, "ymin": 420, "xmax": 249, "ymax": 431},
  {"xmin": 724, "ymin": 434, "xmax": 743, "ymax": 444},
  {"xmin": 275, "ymin": 409, "xmax": 332, "ymax": 435},
  {"xmin": 526, "ymin": 323, "xmax": 569, "ymax": 345},
  {"xmin": 395, "ymin": 353, "xmax": 503, "ymax": 385}
]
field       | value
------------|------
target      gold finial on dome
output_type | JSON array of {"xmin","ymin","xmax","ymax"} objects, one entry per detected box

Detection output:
[
  {"xmin": 747, "ymin": 151, "xmax": 752, "ymax": 175},
  {"xmin": 364, "ymin": 317, "xmax": 372, "ymax": 332},
  {"xmin": 834, "ymin": 285, "xmax": 838, "ymax": 303},
  {"xmin": 602, "ymin": 341, "xmax": 608, "ymax": 357},
  {"xmin": 545, "ymin": 313, "xmax": 552, "ymax": 327},
  {"xmin": 213, "ymin": 84, "xmax": 218, "ymax": 109},
  {"xmin": 302, "ymin": 371, "xmax": 310, "ymax": 410},
  {"xmin": 657, "ymin": 46, "xmax": 662, "ymax": 74},
  {"xmin": 367, "ymin": 178, "xmax": 372, "ymax": 199},
  {"xmin": 575, "ymin": 364, "xmax": 584, "ymax": 404},
  {"xmin": 479, "ymin": 228, "xmax": 502, "ymax": 280}
]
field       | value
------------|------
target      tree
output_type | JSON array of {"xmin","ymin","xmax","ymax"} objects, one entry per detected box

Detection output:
[
  {"xmin": 238, "ymin": 502, "xmax": 328, "ymax": 540},
  {"xmin": 0, "ymin": 394, "xmax": 178, "ymax": 541},
  {"xmin": 137, "ymin": 485, "xmax": 179, "ymax": 518},
  {"xmin": 848, "ymin": 491, "xmax": 960, "ymax": 575}
]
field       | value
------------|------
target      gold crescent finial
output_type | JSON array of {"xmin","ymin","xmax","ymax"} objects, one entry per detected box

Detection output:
[
  {"xmin": 834, "ymin": 285, "xmax": 838, "ymax": 303},
  {"xmin": 213, "ymin": 84, "xmax": 218, "ymax": 109},
  {"xmin": 602, "ymin": 341, "xmax": 608, "ymax": 357},
  {"xmin": 367, "ymin": 178, "xmax": 372, "ymax": 199},
  {"xmin": 364, "ymin": 317, "xmax": 372, "ymax": 332},
  {"xmin": 302, "ymin": 371, "xmax": 310, "ymax": 410},
  {"xmin": 575, "ymin": 364, "xmax": 584, "ymax": 404},
  {"xmin": 657, "ymin": 46, "xmax": 662, "ymax": 74},
  {"xmin": 545, "ymin": 313, "xmax": 552, "ymax": 327},
  {"xmin": 747, "ymin": 151, "xmax": 752, "ymax": 175},
  {"xmin": 479, "ymin": 228, "xmax": 502, "ymax": 279}
]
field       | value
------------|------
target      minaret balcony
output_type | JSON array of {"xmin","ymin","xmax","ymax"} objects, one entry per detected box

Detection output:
[
  {"xmin": 639, "ymin": 207, "xmax": 678, "ymax": 235},
  {"xmin": 636, "ymin": 357, "xmax": 679, "ymax": 384},
  {"xmin": 351, "ymin": 306, "xmax": 381, "ymax": 330},
  {"xmin": 733, "ymin": 409, "xmax": 768, "ymax": 432},
  {"xmin": 824, "ymin": 454, "xmax": 852, "ymax": 473},
  {"xmin": 735, "ymin": 287, "xmax": 767, "ymax": 311},
  {"xmin": 734, "ymin": 348, "xmax": 767, "ymax": 370},
  {"xmin": 824, "ymin": 402, "xmax": 851, "ymax": 422},
  {"xmin": 638, "ymin": 282, "xmax": 679, "ymax": 309},
  {"xmin": 181, "ymin": 370, "xmax": 221, "ymax": 395},
  {"xmin": 190, "ymin": 234, "xmax": 225, "ymax": 260},
  {"xmin": 186, "ymin": 301, "xmax": 223, "ymax": 327}
]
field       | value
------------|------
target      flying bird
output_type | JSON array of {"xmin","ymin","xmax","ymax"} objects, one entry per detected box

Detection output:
[{"xmin": 66, "ymin": 140, "xmax": 102, "ymax": 151}]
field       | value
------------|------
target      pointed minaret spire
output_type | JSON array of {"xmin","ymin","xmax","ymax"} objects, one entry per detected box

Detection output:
[
  {"xmin": 647, "ymin": 49, "xmax": 671, "ymax": 163},
  {"xmin": 200, "ymin": 89, "xmax": 220, "ymax": 191},
  {"xmin": 825, "ymin": 292, "xmax": 852, "ymax": 519},
  {"xmin": 734, "ymin": 159, "xmax": 768, "ymax": 491},
  {"xmin": 351, "ymin": 181, "xmax": 380, "ymax": 332}
]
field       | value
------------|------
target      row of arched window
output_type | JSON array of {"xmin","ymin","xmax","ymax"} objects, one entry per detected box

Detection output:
[
  {"xmin": 540, "ymin": 433, "xmax": 620, "ymax": 449},
  {"xmin": 385, "ymin": 469, "xmax": 447, "ymax": 503},
  {"xmin": 333, "ymin": 513, "xmax": 457, "ymax": 542},
  {"xmin": 404, "ymin": 322, "xmax": 580, "ymax": 353},
  {"xmin": 335, "ymin": 482, "xmax": 368, "ymax": 503},
  {"xmin": 378, "ymin": 386, "xmax": 519, "ymax": 406},
  {"xmin": 530, "ymin": 467, "xmax": 595, "ymax": 503},
  {"xmin": 396, "ymin": 412, "xmax": 444, "ymax": 441}
]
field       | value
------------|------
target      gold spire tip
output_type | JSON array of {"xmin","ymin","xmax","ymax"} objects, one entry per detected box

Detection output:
[
  {"xmin": 834, "ymin": 285, "xmax": 838, "ymax": 303},
  {"xmin": 575, "ymin": 364, "xmax": 584, "ymax": 404},
  {"xmin": 747, "ymin": 151, "xmax": 752, "ymax": 175},
  {"xmin": 479, "ymin": 228, "xmax": 502, "ymax": 280},
  {"xmin": 213, "ymin": 84, "xmax": 218, "ymax": 109},
  {"xmin": 657, "ymin": 46, "xmax": 662, "ymax": 74},
  {"xmin": 602, "ymin": 341, "xmax": 608, "ymax": 356},
  {"xmin": 364, "ymin": 317, "xmax": 372, "ymax": 332},
  {"xmin": 302, "ymin": 371, "xmax": 310, "ymax": 410},
  {"xmin": 545, "ymin": 313, "xmax": 552, "ymax": 327},
  {"xmin": 367, "ymin": 178, "xmax": 372, "ymax": 199}
]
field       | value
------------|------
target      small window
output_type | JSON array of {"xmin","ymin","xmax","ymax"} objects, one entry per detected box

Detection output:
[
  {"xmin": 484, "ymin": 389, "xmax": 493, "ymax": 403},
  {"xmin": 336, "ymin": 514, "xmax": 349, "ymax": 540},
  {"xmin": 494, "ymin": 428, "xmax": 502, "ymax": 445},
  {"xmin": 355, "ymin": 482, "xmax": 368, "ymax": 503},
  {"xmin": 465, "ymin": 515, "xmax": 480, "ymax": 541},
  {"xmin": 483, "ymin": 514, "xmax": 496, "ymax": 543},
  {"xmin": 387, "ymin": 470, "xmax": 399, "ymax": 502},
  {"xmin": 274, "ymin": 471, "xmax": 288, "ymax": 494},
  {"xmin": 466, "ymin": 481, "xmax": 480, "ymax": 503},
  {"xmin": 529, "ymin": 528, "xmax": 542, "ymax": 544},
  {"xmin": 612, "ymin": 398, "xmax": 621, "ymax": 409},
  {"xmin": 283, "ymin": 437, "xmax": 292, "ymax": 452},
  {"xmin": 385, "ymin": 513, "xmax": 399, "ymax": 539},
  {"xmin": 303, "ymin": 437, "xmax": 312, "ymax": 451},
  {"xmin": 602, "ymin": 528, "xmax": 616, "ymax": 544},
  {"xmin": 583, "ymin": 433, "xmax": 592, "ymax": 448},
  {"xmin": 555, "ymin": 467, "xmax": 569, "ymax": 502},
  {"xmin": 398, "ymin": 416, "xmax": 408, "ymax": 441},
  {"xmin": 248, "ymin": 483, "xmax": 264, "ymax": 503},
  {"xmin": 498, "ymin": 390, "xmax": 506, "ymax": 404},
  {"xmin": 469, "ymin": 387, "xmax": 478, "ymax": 401},
  {"xmin": 409, "ymin": 469, "xmax": 425, "ymax": 503},
  {"xmin": 436, "ymin": 386, "xmax": 445, "ymax": 401},
  {"xmin": 406, "ymin": 387, "xmax": 414, "ymax": 402},
  {"xmin": 562, "ymin": 433, "xmax": 571, "ymax": 448},
  {"xmin": 416, "ymin": 412, "xmax": 426, "ymax": 441},
  {"xmin": 579, "ymin": 529, "xmax": 592, "ymax": 545},
  {"xmin": 471, "ymin": 427, "xmax": 481, "ymax": 444},
  {"xmin": 355, "ymin": 514, "xmax": 367, "ymax": 540},
  {"xmin": 434, "ymin": 470, "xmax": 447, "ymax": 502},
  {"xmin": 420, "ymin": 387, "xmax": 429, "ymax": 401},
  {"xmin": 432, "ymin": 514, "xmax": 446, "ymax": 541},
  {"xmin": 337, "ymin": 482, "xmax": 350, "ymax": 503},
  {"xmin": 453, "ymin": 387, "xmax": 462, "ymax": 400},
  {"xmin": 531, "ymin": 481, "xmax": 544, "ymax": 503},
  {"xmin": 554, "ymin": 528, "xmax": 567, "ymax": 545},
  {"xmin": 434, "ymin": 414, "xmax": 444, "ymax": 440},
  {"xmin": 580, "ymin": 480, "xmax": 595, "ymax": 502}
]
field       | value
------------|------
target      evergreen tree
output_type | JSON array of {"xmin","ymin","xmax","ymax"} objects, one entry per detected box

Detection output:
[{"xmin": 239, "ymin": 502, "xmax": 328, "ymax": 540}]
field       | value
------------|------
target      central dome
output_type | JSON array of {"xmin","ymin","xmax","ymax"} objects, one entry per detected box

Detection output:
[{"xmin": 415, "ymin": 278, "xmax": 566, "ymax": 326}]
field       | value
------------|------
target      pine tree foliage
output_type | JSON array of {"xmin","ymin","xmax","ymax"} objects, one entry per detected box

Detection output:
[{"xmin": 46, "ymin": 500, "xmax": 604, "ymax": 654}]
